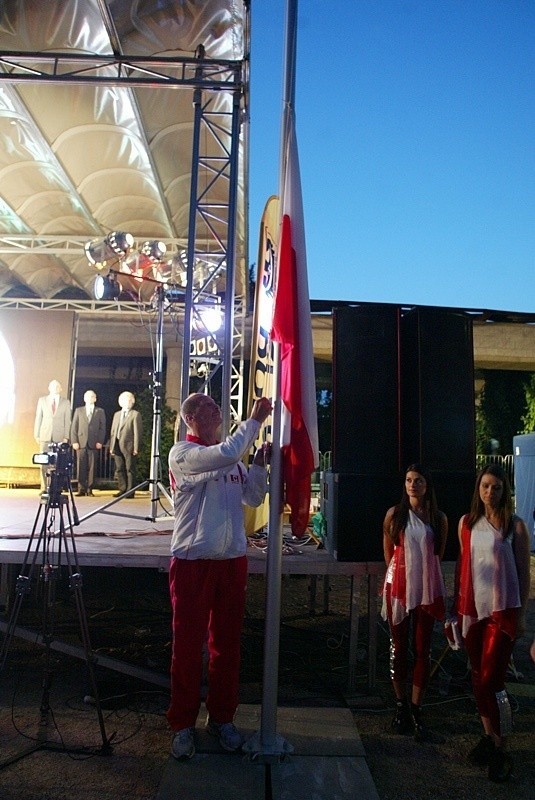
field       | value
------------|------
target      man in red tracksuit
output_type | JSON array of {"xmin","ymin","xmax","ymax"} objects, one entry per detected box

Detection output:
[{"xmin": 167, "ymin": 393, "xmax": 271, "ymax": 759}]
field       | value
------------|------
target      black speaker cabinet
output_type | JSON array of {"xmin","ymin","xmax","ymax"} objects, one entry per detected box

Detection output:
[
  {"xmin": 329, "ymin": 304, "xmax": 476, "ymax": 563},
  {"xmin": 400, "ymin": 308, "xmax": 476, "ymax": 472},
  {"xmin": 322, "ymin": 471, "xmax": 400, "ymax": 562},
  {"xmin": 431, "ymin": 470, "xmax": 475, "ymax": 561},
  {"xmin": 321, "ymin": 469, "xmax": 473, "ymax": 562},
  {"xmin": 332, "ymin": 304, "xmax": 401, "ymax": 474}
]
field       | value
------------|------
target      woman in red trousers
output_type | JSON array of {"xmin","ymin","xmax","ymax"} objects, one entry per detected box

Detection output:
[{"xmin": 456, "ymin": 463, "xmax": 530, "ymax": 783}]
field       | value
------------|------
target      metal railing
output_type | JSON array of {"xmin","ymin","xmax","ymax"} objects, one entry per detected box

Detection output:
[
  {"xmin": 314, "ymin": 451, "xmax": 514, "ymax": 487},
  {"xmin": 475, "ymin": 453, "xmax": 514, "ymax": 485},
  {"xmin": 82, "ymin": 448, "xmax": 515, "ymax": 491},
  {"xmin": 72, "ymin": 445, "xmax": 115, "ymax": 486}
]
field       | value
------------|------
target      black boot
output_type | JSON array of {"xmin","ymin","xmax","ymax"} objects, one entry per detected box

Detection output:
[
  {"xmin": 391, "ymin": 698, "xmax": 414, "ymax": 735},
  {"xmin": 468, "ymin": 734, "xmax": 494, "ymax": 765},
  {"xmin": 488, "ymin": 746, "xmax": 513, "ymax": 783},
  {"xmin": 411, "ymin": 703, "xmax": 430, "ymax": 742}
]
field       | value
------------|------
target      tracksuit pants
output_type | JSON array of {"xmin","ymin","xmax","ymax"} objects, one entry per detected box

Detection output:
[{"xmin": 167, "ymin": 555, "xmax": 248, "ymax": 732}]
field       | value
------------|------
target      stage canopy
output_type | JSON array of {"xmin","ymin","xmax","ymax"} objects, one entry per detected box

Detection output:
[{"xmin": 0, "ymin": 0, "xmax": 248, "ymax": 302}]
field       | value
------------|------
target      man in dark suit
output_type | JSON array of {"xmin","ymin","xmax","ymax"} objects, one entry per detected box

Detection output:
[
  {"xmin": 34, "ymin": 379, "xmax": 72, "ymax": 491},
  {"xmin": 109, "ymin": 391, "xmax": 143, "ymax": 498},
  {"xmin": 70, "ymin": 389, "xmax": 106, "ymax": 496}
]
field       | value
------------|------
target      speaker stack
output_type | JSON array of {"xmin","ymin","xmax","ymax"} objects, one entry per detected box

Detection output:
[
  {"xmin": 326, "ymin": 304, "xmax": 402, "ymax": 562},
  {"xmin": 324, "ymin": 304, "xmax": 475, "ymax": 562},
  {"xmin": 399, "ymin": 308, "xmax": 476, "ymax": 561}
]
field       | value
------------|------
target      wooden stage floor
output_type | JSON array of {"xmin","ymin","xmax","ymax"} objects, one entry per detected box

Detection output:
[
  {"xmin": 0, "ymin": 488, "xmax": 381, "ymax": 692},
  {"xmin": 0, "ymin": 488, "xmax": 371, "ymax": 577}
]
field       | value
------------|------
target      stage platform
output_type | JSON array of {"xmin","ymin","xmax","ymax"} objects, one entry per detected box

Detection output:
[
  {"xmin": 0, "ymin": 488, "xmax": 383, "ymax": 690},
  {"xmin": 0, "ymin": 488, "xmax": 371, "ymax": 574}
]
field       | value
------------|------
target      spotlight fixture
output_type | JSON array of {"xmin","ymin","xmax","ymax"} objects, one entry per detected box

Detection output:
[
  {"xmin": 140, "ymin": 240, "xmax": 167, "ymax": 262},
  {"xmin": 193, "ymin": 299, "xmax": 223, "ymax": 334},
  {"xmin": 163, "ymin": 286, "xmax": 186, "ymax": 305},
  {"xmin": 149, "ymin": 285, "xmax": 186, "ymax": 310},
  {"xmin": 93, "ymin": 273, "xmax": 121, "ymax": 301},
  {"xmin": 85, "ymin": 231, "xmax": 134, "ymax": 269},
  {"xmin": 108, "ymin": 231, "xmax": 134, "ymax": 254},
  {"xmin": 169, "ymin": 251, "xmax": 188, "ymax": 284},
  {"xmin": 200, "ymin": 305, "xmax": 223, "ymax": 333}
]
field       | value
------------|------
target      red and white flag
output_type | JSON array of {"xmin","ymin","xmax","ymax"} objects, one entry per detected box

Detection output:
[{"xmin": 271, "ymin": 111, "xmax": 319, "ymax": 538}]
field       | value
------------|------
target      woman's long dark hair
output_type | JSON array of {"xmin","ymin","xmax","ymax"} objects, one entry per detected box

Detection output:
[
  {"xmin": 389, "ymin": 463, "xmax": 444, "ymax": 554},
  {"xmin": 466, "ymin": 463, "xmax": 513, "ymax": 538}
]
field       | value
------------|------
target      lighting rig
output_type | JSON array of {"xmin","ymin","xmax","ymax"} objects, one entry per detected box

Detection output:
[
  {"xmin": 86, "ymin": 231, "xmax": 168, "ymax": 302},
  {"xmin": 80, "ymin": 231, "xmax": 225, "ymax": 522}
]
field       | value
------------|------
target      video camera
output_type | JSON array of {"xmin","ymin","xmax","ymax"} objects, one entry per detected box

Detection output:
[{"xmin": 33, "ymin": 442, "xmax": 73, "ymax": 476}]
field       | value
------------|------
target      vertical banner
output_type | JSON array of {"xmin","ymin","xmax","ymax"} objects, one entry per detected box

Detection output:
[
  {"xmin": 248, "ymin": 195, "xmax": 280, "ymax": 420},
  {"xmin": 244, "ymin": 195, "xmax": 280, "ymax": 534}
]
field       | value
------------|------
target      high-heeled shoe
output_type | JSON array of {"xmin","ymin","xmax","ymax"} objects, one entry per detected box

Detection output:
[
  {"xmin": 467, "ymin": 734, "xmax": 494, "ymax": 766},
  {"xmin": 391, "ymin": 698, "xmax": 414, "ymax": 735},
  {"xmin": 488, "ymin": 746, "xmax": 512, "ymax": 783},
  {"xmin": 411, "ymin": 703, "xmax": 431, "ymax": 742}
]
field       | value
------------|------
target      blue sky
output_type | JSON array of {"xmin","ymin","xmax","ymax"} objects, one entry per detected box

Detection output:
[{"xmin": 248, "ymin": 1, "xmax": 535, "ymax": 312}]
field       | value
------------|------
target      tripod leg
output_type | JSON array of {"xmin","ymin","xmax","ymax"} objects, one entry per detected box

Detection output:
[
  {"xmin": 70, "ymin": 576, "xmax": 112, "ymax": 752},
  {"xmin": 38, "ymin": 565, "xmax": 59, "ymax": 729},
  {"xmin": 57, "ymin": 503, "xmax": 113, "ymax": 754},
  {"xmin": 0, "ymin": 500, "xmax": 49, "ymax": 669}
]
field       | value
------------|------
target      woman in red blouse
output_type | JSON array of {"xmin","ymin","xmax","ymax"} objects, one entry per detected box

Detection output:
[
  {"xmin": 382, "ymin": 464, "xmax": 448, "ymax": 740},
  {"xmin": 456, "ymin": 464, "xmax": 530, "ymax": 783}
]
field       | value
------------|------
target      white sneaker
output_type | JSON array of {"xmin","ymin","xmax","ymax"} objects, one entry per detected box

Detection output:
[
  {"xmin": 171, "ymin": 727, "xmax": 195, "ymax": 759},
  {"xmin": 206, "ymin": 719, "xmax": 243, "ymax": 752}
]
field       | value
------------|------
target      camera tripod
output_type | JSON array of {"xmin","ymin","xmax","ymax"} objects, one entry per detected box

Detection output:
[{"xmin": 0, "ymin": 467, "xmax": 113, "ymax": 768}]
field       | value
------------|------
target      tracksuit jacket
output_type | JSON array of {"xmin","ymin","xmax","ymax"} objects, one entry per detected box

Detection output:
[{"xmin": 169, "ymin": 419, "xmax": 267, "ymax": 560}]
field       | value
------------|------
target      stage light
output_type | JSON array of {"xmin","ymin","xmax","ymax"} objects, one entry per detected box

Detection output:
[
  {"xmin": 194, "ymin": 301, "xmax": 223, "ymax": 334},
  {"xmin": 140, "ymin": 240, "xmax": 167, "ymax": 262},
  {"xmin": 169, "ymin": 251, "xmax": 188, "ymax": 284},
  {"xmin": 108, "ymin": 231, "xmax": 134, "ymax": 254},
  {"xmin": 164, "ymin": 286, "xmax": 186, "ymax": 305},
  {"xmin": 149, "ymin": 286, "xmax": 186, "ymax": 310},
  {"xmin": 93, "ymin": 273, "xmax": 121, "ymax": 300},
  {"xmin": 85, "ymin": 232, "xmax": 134, "ymax": 269}
]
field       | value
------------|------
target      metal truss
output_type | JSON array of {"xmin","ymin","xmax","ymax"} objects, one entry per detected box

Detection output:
[
  {"xmin": 0, "ymin": 295, "xmax": 246, "ymax": 422},
  {"xmin": 0, "ymin": 296, "xmax": 155, "ymax": 313},
  {"xmin": 0, "ymin": 47, "xmax": 248, "ymax": 428},
  {"xmin": 0, "ymin": 51, "xmax": 242, "ymax": 90},
  {"xmin": 179, "ymin": 49, "xmax": 246, "ymax": 435},
  {"xmin": 0, "ymin": 236, "xmax": 186, "ymax": 256}
]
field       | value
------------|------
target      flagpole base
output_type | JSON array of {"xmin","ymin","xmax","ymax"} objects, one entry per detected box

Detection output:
[{"xmin": 242, "ymin": 730, "xmax": 294, "ymax": 762}]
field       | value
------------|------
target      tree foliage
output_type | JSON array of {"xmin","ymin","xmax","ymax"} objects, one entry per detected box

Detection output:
[
  {"xmin": 477, "ymin": 370, "xmax": 531, "ymax": 454},
  {"xmin": 520, "ymin": 373, "xmax": 535, "ymax": 434},
  {"xmin": 135, "ymin": 387, "xmax": 177, "ymax": 484}
]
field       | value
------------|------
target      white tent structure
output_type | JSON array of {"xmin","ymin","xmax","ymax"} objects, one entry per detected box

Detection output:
[{"xmin": 0, "ymin": 0, "xmax": 249, "ymax": 425}]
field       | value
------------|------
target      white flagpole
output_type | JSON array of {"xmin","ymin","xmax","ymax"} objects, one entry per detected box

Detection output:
[{"xmin": 244, "ymin": 0, "xmax": 298, "ymax": 758}]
